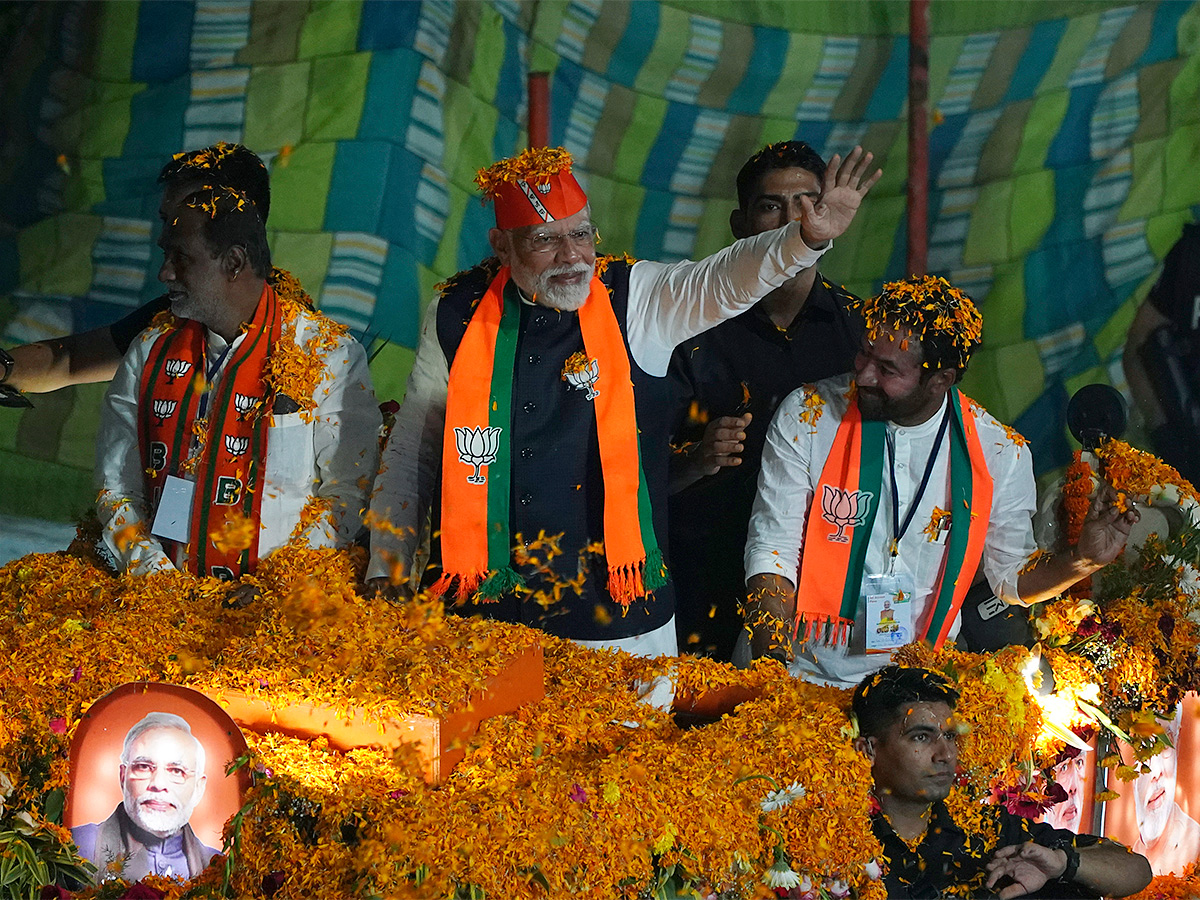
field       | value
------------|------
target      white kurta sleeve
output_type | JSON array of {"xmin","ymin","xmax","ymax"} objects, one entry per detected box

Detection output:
[
  {"xmin": 366, "ymin": 295, "xmax": 449, "ymax": 581},
  {"xmin": 95, "ymin": 332, "xmax": 175, "ymax": 575},
  {"xmin": 743, "ymin": 385, "xmax": 821, "ymax": 586},
  {"xmin": 625, "ymin": 221, "xmax": 829, "ymax": 376},
  {"xmin": 980, "ymin": 438, "xmax": 1039, "ymax": 604},
  {"xmin": 305, "ymin": 330, "xmax": 382, "ymax": 548}
]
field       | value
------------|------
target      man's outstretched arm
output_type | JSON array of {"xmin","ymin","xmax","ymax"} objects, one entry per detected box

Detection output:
[
  {"xmin": 4, "ymin": 327, "xmax": 123, "ymax": 393},
  {"xmin": 985, "ymin": 839, "xmax": 1152, "ymax": 899}
]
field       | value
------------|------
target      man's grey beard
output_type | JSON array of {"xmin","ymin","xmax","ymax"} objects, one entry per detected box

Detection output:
[
  {"xmin": 529, "ymin": 262, "xmax": 592, "ymax": 311},
  {"xmin": 124, "ymin": 787, "xmax": 200, "ymax": 836}
]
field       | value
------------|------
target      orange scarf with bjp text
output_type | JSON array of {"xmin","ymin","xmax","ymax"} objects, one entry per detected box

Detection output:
[{"xmin": 138, "ymin": 283, "xmax": 282, "ymax": 579}]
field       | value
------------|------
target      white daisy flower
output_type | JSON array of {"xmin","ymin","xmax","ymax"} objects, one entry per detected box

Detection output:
[
  {"xmin": 760, "ymin": 779, "xmax": 806, "ymax": 812},
  {"xmin": 762, "ymin": 858, "xmax": 802, "ymax": 890}
]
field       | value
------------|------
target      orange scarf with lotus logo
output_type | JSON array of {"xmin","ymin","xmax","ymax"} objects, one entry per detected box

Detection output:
[
  {"xmin": 138, "ymin": 283, "xmax": 282, "ymax": 579},
  {"xmin": 793, "ymin": 386, "xmax": 992, "ymax": 649},
  {"xmin": 435, "ymin": 266, "xmax": 666, "ymax": 606}
]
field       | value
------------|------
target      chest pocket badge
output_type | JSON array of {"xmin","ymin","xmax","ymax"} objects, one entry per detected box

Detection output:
[{"xmin": 562, "ymin": 352, "xmax": 600, "ymax": 401}]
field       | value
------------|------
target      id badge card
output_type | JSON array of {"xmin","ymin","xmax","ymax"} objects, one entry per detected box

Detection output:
[
  {"xmin": 864, "ymin": 573, "xmax": 913, "ymax": 653},
  {"xmin": 150, "ymin": 475, "xmax": 195, "ymax": 543}
]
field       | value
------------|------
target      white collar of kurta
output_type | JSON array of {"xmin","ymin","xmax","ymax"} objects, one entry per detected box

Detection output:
[
  {"xmin": 886, "ymin": 391, "xmax": 951, "ymax": 439},
  {"xmin": 203, "ymin": 327, "xmax": 247, "ymax": 368}
]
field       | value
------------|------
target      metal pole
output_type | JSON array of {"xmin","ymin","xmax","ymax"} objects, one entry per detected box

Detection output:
[
  {"xmin": 907, "ymin": 0, "xmax": 930, "ymax": 276},
  {"xmin": 528, "ymin": 72, "xmax": 550, "ymax": 149}
]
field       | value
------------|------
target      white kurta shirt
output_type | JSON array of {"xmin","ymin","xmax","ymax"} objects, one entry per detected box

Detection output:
[
  {"xmin": 96, "ymin": 305, "xmax": 382, "ymax": 576},
  {"xmin": 743, "ymin": 372, "xmax": 1037, "ymax": 687},
  {"xmin": 367, "ymin": 221, "xmax": 831, "ymax": 657}
]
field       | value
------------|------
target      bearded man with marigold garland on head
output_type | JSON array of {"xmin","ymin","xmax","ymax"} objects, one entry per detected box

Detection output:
[
  {"xmin": 94, "ymin": 183, "xmax": 381, "ymax": 591},
  {"xmin": 852, "ymin": 665, "xmax": 1152, "ymax": 899},
  {"xmin": 741, "ymin": 276, "xmax": 1140, "ymax": 685},
  {"xmin": 366, "ymin": 145, "xmax": 881, "ymax": 655},
  {"xmin": 0, "ymin": 143, "xmax": 312, "ymax": 406}
]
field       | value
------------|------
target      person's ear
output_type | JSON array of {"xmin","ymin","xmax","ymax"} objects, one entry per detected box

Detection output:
[
  {"xmin": 488, "ymin": 228, "xmax": 512, "ymax": 266},
  {"xmin": 730, "ymin": 208, "xmax": 749, "ymax": 240},
  {"xmin": 854, "ymin": 735, "xmax": 876, "ymax": 760},
  {"xmin": 223, "ymin": 246, "xmax": 248, "ymax": 281},
  {"xmin": 928, "ymin": 366, "xmax": 957, "ymax": 395},
  {"xmin": 194, "ymin": 773, "xmax": 207, "ymax": 803}
]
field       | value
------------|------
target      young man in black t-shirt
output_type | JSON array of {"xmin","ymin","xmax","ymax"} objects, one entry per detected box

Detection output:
[
  {"xmin": 666, "ymin": 141, "xmax": 864, "ymax": 660},
  {"xmin": 852, "ymin": 666, "xmax": 1152, "ymax": 899}
]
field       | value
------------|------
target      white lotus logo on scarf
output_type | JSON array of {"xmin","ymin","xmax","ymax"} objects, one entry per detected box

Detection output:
[
  {"xmin": 454, "ymin": 426, "xmax": 502, "ymax": 485},
  {"xmin": 152, "ymin": 399, "xmax": 178, "ymax": 425},
  {"xmin": 234, "ymin": 393, "xmax": 260, "ymax": 420},
  {"xmin": 563, "ymin": 358, "xmax": 600, "ymax": 401},
  {"xmin": 821, "ymin": 485, "xmax": 873, "ymax": 543},
  {"xmin": 164, "ymin": 359, "xmax": 192, "ymax": 383},
  {"xmin": 225, "ymin": 435, "xmax": 249, "ymax": 457}
]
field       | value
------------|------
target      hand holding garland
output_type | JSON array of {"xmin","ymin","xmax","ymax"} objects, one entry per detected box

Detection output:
[{"xmin": 1016, "ymin": 482, "xmax": 1139, "ymax": 605}]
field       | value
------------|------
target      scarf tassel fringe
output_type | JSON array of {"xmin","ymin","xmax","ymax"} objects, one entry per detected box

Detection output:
[
  {"xmin": 794, "ymin": 613, "xmax": 855, "ymax": 648},
  {"xmin": 429, "ymin": 567, "xmax": 525, "ymax": 604},
  {"xmin": 606, "ymin": 548, "xmax": 668, "ymax": 608}
]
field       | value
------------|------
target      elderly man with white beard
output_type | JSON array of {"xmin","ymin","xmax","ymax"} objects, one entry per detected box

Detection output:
[
  {"xmin": 71, "ymin": 713, "xmax": 218, "ymax": 883},
  {"xmin": 1132, "ymin": 704, "xmax": 1200, "ymax": 875},
  {"xmin": 367, "ymin": 146, "xmax": 880, "ymax": 654}
]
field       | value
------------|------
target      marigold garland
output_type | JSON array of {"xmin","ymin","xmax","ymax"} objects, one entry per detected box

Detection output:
[
  {"xmin": 857, "ymin": 275, "xmax": 982, "ymax": 371},
  {"xmin": 8, "ymin": 428, "xmax": 1200, "ymax": 899},
  {"xmin": 474, "ymin": 146, "xmax": 575, "ymax": 198}
]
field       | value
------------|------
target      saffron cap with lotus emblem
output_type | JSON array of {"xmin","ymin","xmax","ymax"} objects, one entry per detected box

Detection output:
[{"xmin": 475, "ymin": 146, "xmax": 588, "ymax": 230}]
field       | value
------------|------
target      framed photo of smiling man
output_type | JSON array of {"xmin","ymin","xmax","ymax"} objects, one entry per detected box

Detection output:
[
  {"xmin": 1101, "ymin": 694, "xmax": 1200, "ymax": 877},
  {"xmin": 65, "ymin": 683, "xmax": 249, "ymax": 885}
]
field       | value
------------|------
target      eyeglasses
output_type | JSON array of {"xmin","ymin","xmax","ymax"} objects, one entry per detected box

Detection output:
[
  {"xmin": 126, "ymin": 761, "xmax": 195, "ymax": 784},
  {"xmin": 518, "ymin": 225, "xmax": 598, "ymax": 254}
]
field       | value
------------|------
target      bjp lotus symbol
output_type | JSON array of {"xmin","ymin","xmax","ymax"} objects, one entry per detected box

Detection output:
[
  {"xmin": 454, "ymin": 425, "xmax": 502, "ymax": 484},
  {"xmin": 564, "ymin": 358, "xmax": 600, "ymax": 401},
  {"xmin": 164, "ymin": 359, "xmax": 192, "ymax": 383},
  {"xmin": 821, "ymin": 486, "xmax": 873, "ymax": 543},
  {"xmin": 152, "ymin": 399, "xmax": 178, "ymax": 426}
]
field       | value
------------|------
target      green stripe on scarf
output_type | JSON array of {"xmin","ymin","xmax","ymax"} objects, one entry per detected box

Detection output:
[
  {"xmin": 632, "ymin": 421, "xmax": 667, "ymax": 592},
  {"xmin": 838, "ymin": 418, "xmax": 886, "ymax": 624},
  {"xmin": 924, "ymin": 394, "xmax": 975, "ymax": 642},
  {"xmin": 476, "ymin": 280, "xmax": 525, "ymax": 599}
]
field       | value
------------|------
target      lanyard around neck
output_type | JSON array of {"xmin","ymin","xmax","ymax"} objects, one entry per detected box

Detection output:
[
  {"xmin": 197, "ymin": 340, "xmax": 235, "ymax": 420},
  {"xmin": 884, "ymin": 403, "xmax": 951, "ymax": 558}
]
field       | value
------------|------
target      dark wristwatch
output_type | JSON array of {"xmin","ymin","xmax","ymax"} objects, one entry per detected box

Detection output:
[
  {"xmin": 0, "ymin": 348, "xmax": 32, "ymax": 408},
  {"xmin": 1051, "ymin": 838, "xmax": 1081, "ymax": 883}
]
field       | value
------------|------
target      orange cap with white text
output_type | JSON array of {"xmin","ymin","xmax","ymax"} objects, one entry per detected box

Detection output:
[{"xmin": 475, "ymin": 147, "xmax": 588, "ymax": 230}]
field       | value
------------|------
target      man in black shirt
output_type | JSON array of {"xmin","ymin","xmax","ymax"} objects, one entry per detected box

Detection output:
[
  {"xmin": 0, "ymin": 143, "xmax": 274, "ymax": 405},
  {"xmin": 1124, "ymin": 223, "xmax": 1200, "ymax": 484},
  {"xmin": 667, "ymin": 141, "xmax": 864, "ymax": 659},
  {"xmin": 852, "ymin": 665, "xmax": 1152, "ymax": 899}
]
